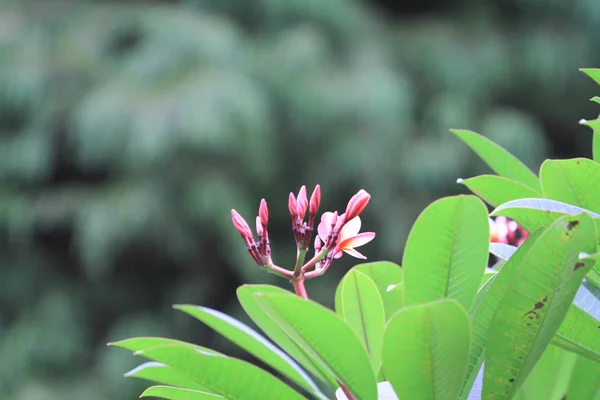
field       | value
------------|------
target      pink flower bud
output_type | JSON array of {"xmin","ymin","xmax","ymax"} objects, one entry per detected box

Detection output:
[
  {"xmin": 296, "ymin": 185, "xmax": 308, "ymax": 220},
  {"xmin": 259, "ymin": 198, "xmax": 269, "ymax": 228},
  {"xmin": 314, "ymin": 235, "xmax": 322, "ymax": 252},
  {"xmin": 288, "ymin": 192, "xmax": 297, "ymax": 217},
  {"xmin": 256, "ymin": 216, "xmax": 264, "ymax": 237},
  {"xmin": 345, "ymin": 189, "xmax": 371, "ymax": 221},
  {"xmin": 309, "ymin": 184, "xmax": 321, "ymax": 216},
  {"xmin": 231, "ymin": 209, "xmax": 253, "ymax": 239}
]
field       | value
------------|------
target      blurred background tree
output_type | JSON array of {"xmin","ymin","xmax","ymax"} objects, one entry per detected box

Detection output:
[{"xmin": 0, "ymin": 0, "xmax": 598, "ymax": 398}]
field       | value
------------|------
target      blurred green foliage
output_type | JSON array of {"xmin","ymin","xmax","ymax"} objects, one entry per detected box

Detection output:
[{"xmin": 0, "ymin": 0, "xmax": 598, "ymax": 398}]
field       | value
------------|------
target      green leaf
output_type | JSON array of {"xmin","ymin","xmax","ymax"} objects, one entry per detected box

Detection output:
[
  {"xmin": 578, "ymin": 118, "xmax": 600, "ymax": 163},
  {"xmin": 353, "ymin": 261, "xmax": 404, "ymax": 320},
  {"xmin": 236, "ymin": 284, "xmax": 337, "ymax": 388},
  {"xmin": 382, "ymin": 299, "xmax": 470, "ymax": 400},
  {"xmin": 459, "ymin": 175, "xmax": 541, "ymax": 208},
  {"xmin": 173, "ymin": 305, "xmax": 321, "ymax": 396},
  {"xmin": 460, "ymin": 229, "xmax": 543, "ymax": 399},
  {"xmin": 383, "ymin": 282, "xmax": 404, "ymax": 320},
  {"xmin": 450, "ymin": 129, "xmax": 541, "ymax": 191},
  {"xmin": 125, "ymin": 362, "xmax": 210, "ymax": 391},
  {"xmin": 565, "ymin": 354, "xmax": 600, "ymax": 399},
  {"xmin": 553, "ymin": 304, "xmax": 600, "ymax": 363},
  {"xmin": 483, "ymin": 213, "xmax": 597, "ymax": 400},
  {"xmin": 540, "ymin": 158, "xmax": 600, "ymax": 213},
  {"xmin": 581, "ymin": 68, "xmax": 600, "ymax": 86},
  {"xmin": 135, "ymin": 344, "xmax": 305, "ymax": 400},
  {"xmin": 490, "ymin": 198, "xmax": 600, "ymax": 232},
  {"xmin": 403, "ymin": 195, "xmax": 490, "ymax": 311},
  {"xmin": 513, "ymin": 345, "xmax": 576, "ymax": 400},
  {"xmin": 591, "ymin": 96, "xmax": 600, "ymax": 104},
  {"xmin": 250, "ymin": 292, "xmax": 378, "ymax": 400},
  {"xmin": 141, "ymin": 385, "xmax": 224, "ymax": 399},
  {"xmin": 109, "ymin": 337, "xmax": 221, "ymax": 356},
  {"xmin": 334, "ymin": 269, "xmax": 385, "ymax": 375}
]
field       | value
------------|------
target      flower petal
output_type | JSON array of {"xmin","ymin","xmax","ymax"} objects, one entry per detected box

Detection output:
[
  {"xmin": 343, "ymin": 248, "xmax": 367, "ymax": 259},
  {"xmin": 318, "ymin": 212, "xmax": 335, "ymax": 242},
  {"xmin": 339, "ymin": 216, "xmax": 361, "ymax": 241},
  {"xmin": 334, "ymin": 251, "xmax": 344, "ymax": 259},
  {"xmin": 338, "ymin": 232, "xmax": 375, "ymax": 250}
]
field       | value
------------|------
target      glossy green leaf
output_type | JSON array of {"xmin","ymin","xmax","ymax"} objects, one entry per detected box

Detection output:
[
  {"xmin": 174, "ymin": 305, "xmax": 321, "ymax": 396},
  {"xmin": 581, "ymin": 68, "xmax": 600, "ymax": 86},
  {"xmin": 135, "ymin": 344, "xmax": 305, "ymax": 400},
  {"xmin": 450, "ymin": 129, "xmax": 541, "ymax": 191},
  {"xmin": 483, "ymin": 213, "xmax": 597, "ymax": 400},
  {"xmin": 141, "ymin": 386, "xmax": 224, "ymax": 399},
  {"xmin": 565, "ymin": 354, "xmax": 600, "ymax": 399},
  {"xmin": 553, "ymin": 304, "xmax": 600, "ymax": 363},
  {"xmin": 250, "ymin": 292, "xmax": 378, "ymax": 400},
  {"xmin": 125, "ymin": 362, "xmax": 210, "ymax": 391},
  {"xmin": 578, "ymin": 117, "xmax": 600, "ymax": 163},
  {"xmin": 382, "ymin": 299, "xmax": 470, "ymax": 400},
  {"xmin": 459, "ymin": 175, "xmax": 541, "ymax": 208},
  {"xmin": 109, "ymin": 337, "xmax": 221, "ymax": 356},
  {"xmin": 334, "ymin": 269, "xmax": 385, "ymax": 374},
  {"xmin": 403, "ymin": 195, "xmax": 490, "ymax": 311},
  {"xmin": 591, "ymin": 96, "xmax": 600, "ymax": 104},
  {"xmin": 236, "ymin": 284, "xmax": 337, "ymax": 388},
  {"xmin": 490, "ymin": 198, "xmax": 600, "ymax": 232},
  {"xmin": 513, "ymin": 345, "xmax": 576, "ymax": 400},
  {"xmin": 540, "ymin": 158, "xmax": 600, "ymax": 213},
  {"xmin": 353, "ymin": 261, "xmax": 404, "ymax": 320},
  {"xmin": 384, "ymin": 282, "xmax": 404, "ymax": 319},
  {"xmin": 460, "ymin": 229, "xmax": 543, "ymax": 399}
]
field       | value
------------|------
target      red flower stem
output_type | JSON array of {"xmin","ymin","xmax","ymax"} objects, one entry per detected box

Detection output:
[
  {"xmin": 291, "ymin": 278, "xmax": 308, "ymax": 299},
  {"xmin": 265, "ymin": 263, "xmax": 294, "ymax": 279}
]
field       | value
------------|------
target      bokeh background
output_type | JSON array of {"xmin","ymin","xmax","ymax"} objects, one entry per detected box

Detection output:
[{"xmin": 1, "ymin": 0, "xmax": 599, "ymax": 398}]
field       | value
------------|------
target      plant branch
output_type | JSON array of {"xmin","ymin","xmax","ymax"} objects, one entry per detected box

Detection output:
[{"xmin": 300, "ymin": 249, "xmax": 328, "ymax": 273}]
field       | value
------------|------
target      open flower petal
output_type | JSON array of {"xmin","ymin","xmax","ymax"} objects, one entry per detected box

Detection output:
[
  {"xmin": 339, "ymin": 216, "xmax": 362, "ymax": 240},
  {"xmin": 318, "ymin": 211, "xmax": 335, "ymax": 241},
  {"xmin": 337, "ymin": 232, "xmax": 375, "ymax": 251},
  {"xmin": 343, "ymin": 248, "xmax": 367, "ymax": 259}
]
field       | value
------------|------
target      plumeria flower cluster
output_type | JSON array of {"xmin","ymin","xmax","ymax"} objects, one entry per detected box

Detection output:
[
  {"xmin": 230, "ymin": 185, "xmax": 375, "ymax": 283},
  {"xmin": 489, "ymin": 216, "xmax": 529, "ymax": 247}
]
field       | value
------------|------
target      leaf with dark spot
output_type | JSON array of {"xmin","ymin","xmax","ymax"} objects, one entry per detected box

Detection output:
[
  {"xmin": 567, "ymin": 220, "xmax": 579, "ymax": 231},
  {"xmin": 574, "ymin": 262, "xmax": 585, "ymax": 271}
]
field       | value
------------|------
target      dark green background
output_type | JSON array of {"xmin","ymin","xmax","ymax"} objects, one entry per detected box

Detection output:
[{"xmin": 0, "ymin": 0, "xmax": 598, "ymax": 398}]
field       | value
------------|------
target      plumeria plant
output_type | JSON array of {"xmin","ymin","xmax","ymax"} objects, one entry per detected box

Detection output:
[{"xmin": 111, "ymin": 69, "xmax": 600, "ymax": 400}]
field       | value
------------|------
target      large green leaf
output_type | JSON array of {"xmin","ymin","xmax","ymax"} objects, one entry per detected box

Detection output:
[
  {"xmin": 565, "ymin": 354, "xmax": 600, "ymax": 399},
  {"xmin": 581, "ymin": 68, "xmax": 600, "ymax": 86},
  {"xmin": 540, "ymin": 158, "xmax": 600, "ymax": 213},
  {"xmin": 579, "ymin": 117, "xmax": 600, "ymax": 163},
  {"xmin": 553, "ymin": 304, "xmax": 600, "ymax": 363},
  {"xmin": 109, "ymin": 337, "xmax": 221, "ymax": 356},
  {"xmin": 141, "ymin": 385, "xmax": 224, "ymax": 399},
  {"xmin": 490, "ymin": 198, "xmax": 600, "ymax": 232},
  {"xmin": 460, "ymin": 229, "xmax": 543, "ymax": 400},
  {"xmin": 125, "ymin": 361, "xmax": 210, "ymax": 391},
  {"xmin": 236, "ymin": 284, "xmax": 337, "ymax": 388},
  {"xmin": 134, "ymin": 344, "xmax": 305, "ymax": 400},
  {"xmin": 173, "ymin": 305, "xmax": 321, "ymax": 396},
  {"xmin": 513, "ymin": 345, "xmax": 576, "ymax": 400},
  {"xmin": 382, "ymin": 299, "xmax": 470, "ymax": 400},
  {"xmin": 402, "ymin": 195, "xmax": 490, "ymax": 311},
  {"xmin": 483, "ymin": 213, "xmax": 597, "ymax": 400},
  {"xmin": 459, "ymin": 175, "xmax": 541, "ymax": 208},
  {"xmin": 248, "ymin": 292, "xmax": 378, "ymax": 400},
  {"xmin": 450, "ymin": 129, "xmax": 541, "ymax": 191},
  {"xmin": 353, "ymin": 261, "xmax": 404, "ymax": 320},
  {"xmin": 334, "ymin": 269, "xmax": 385, "ymax": 375}
]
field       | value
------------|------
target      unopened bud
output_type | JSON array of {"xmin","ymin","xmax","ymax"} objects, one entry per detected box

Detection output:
[
  {"xmin": 345, "ymin": 189, "xmax": 371, "ymax": 221},
  {"xmin": 314, "ymin": 235, "xmax": 322, "ymax": 252},
  {"xmin": 309, "ymin": 184, "xmax": 321, "ymax": 216},
  {"xmin": 259, "ymin": 199, "xmax": 269, "ymax": 228},
  {"xmin": 256, "ymin": 216, "xmax": 264, "ymax": 237},
  {"xmin": 288, "ymin": 192, "xmax": 297, "ymax": 217},
  {"xmin": 296, "ymin": 185, "xmax": 308, "ymax": 220},
  {"xmin": 231, "ymin": 209, "xmax": 253, "ymax": 239}
]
